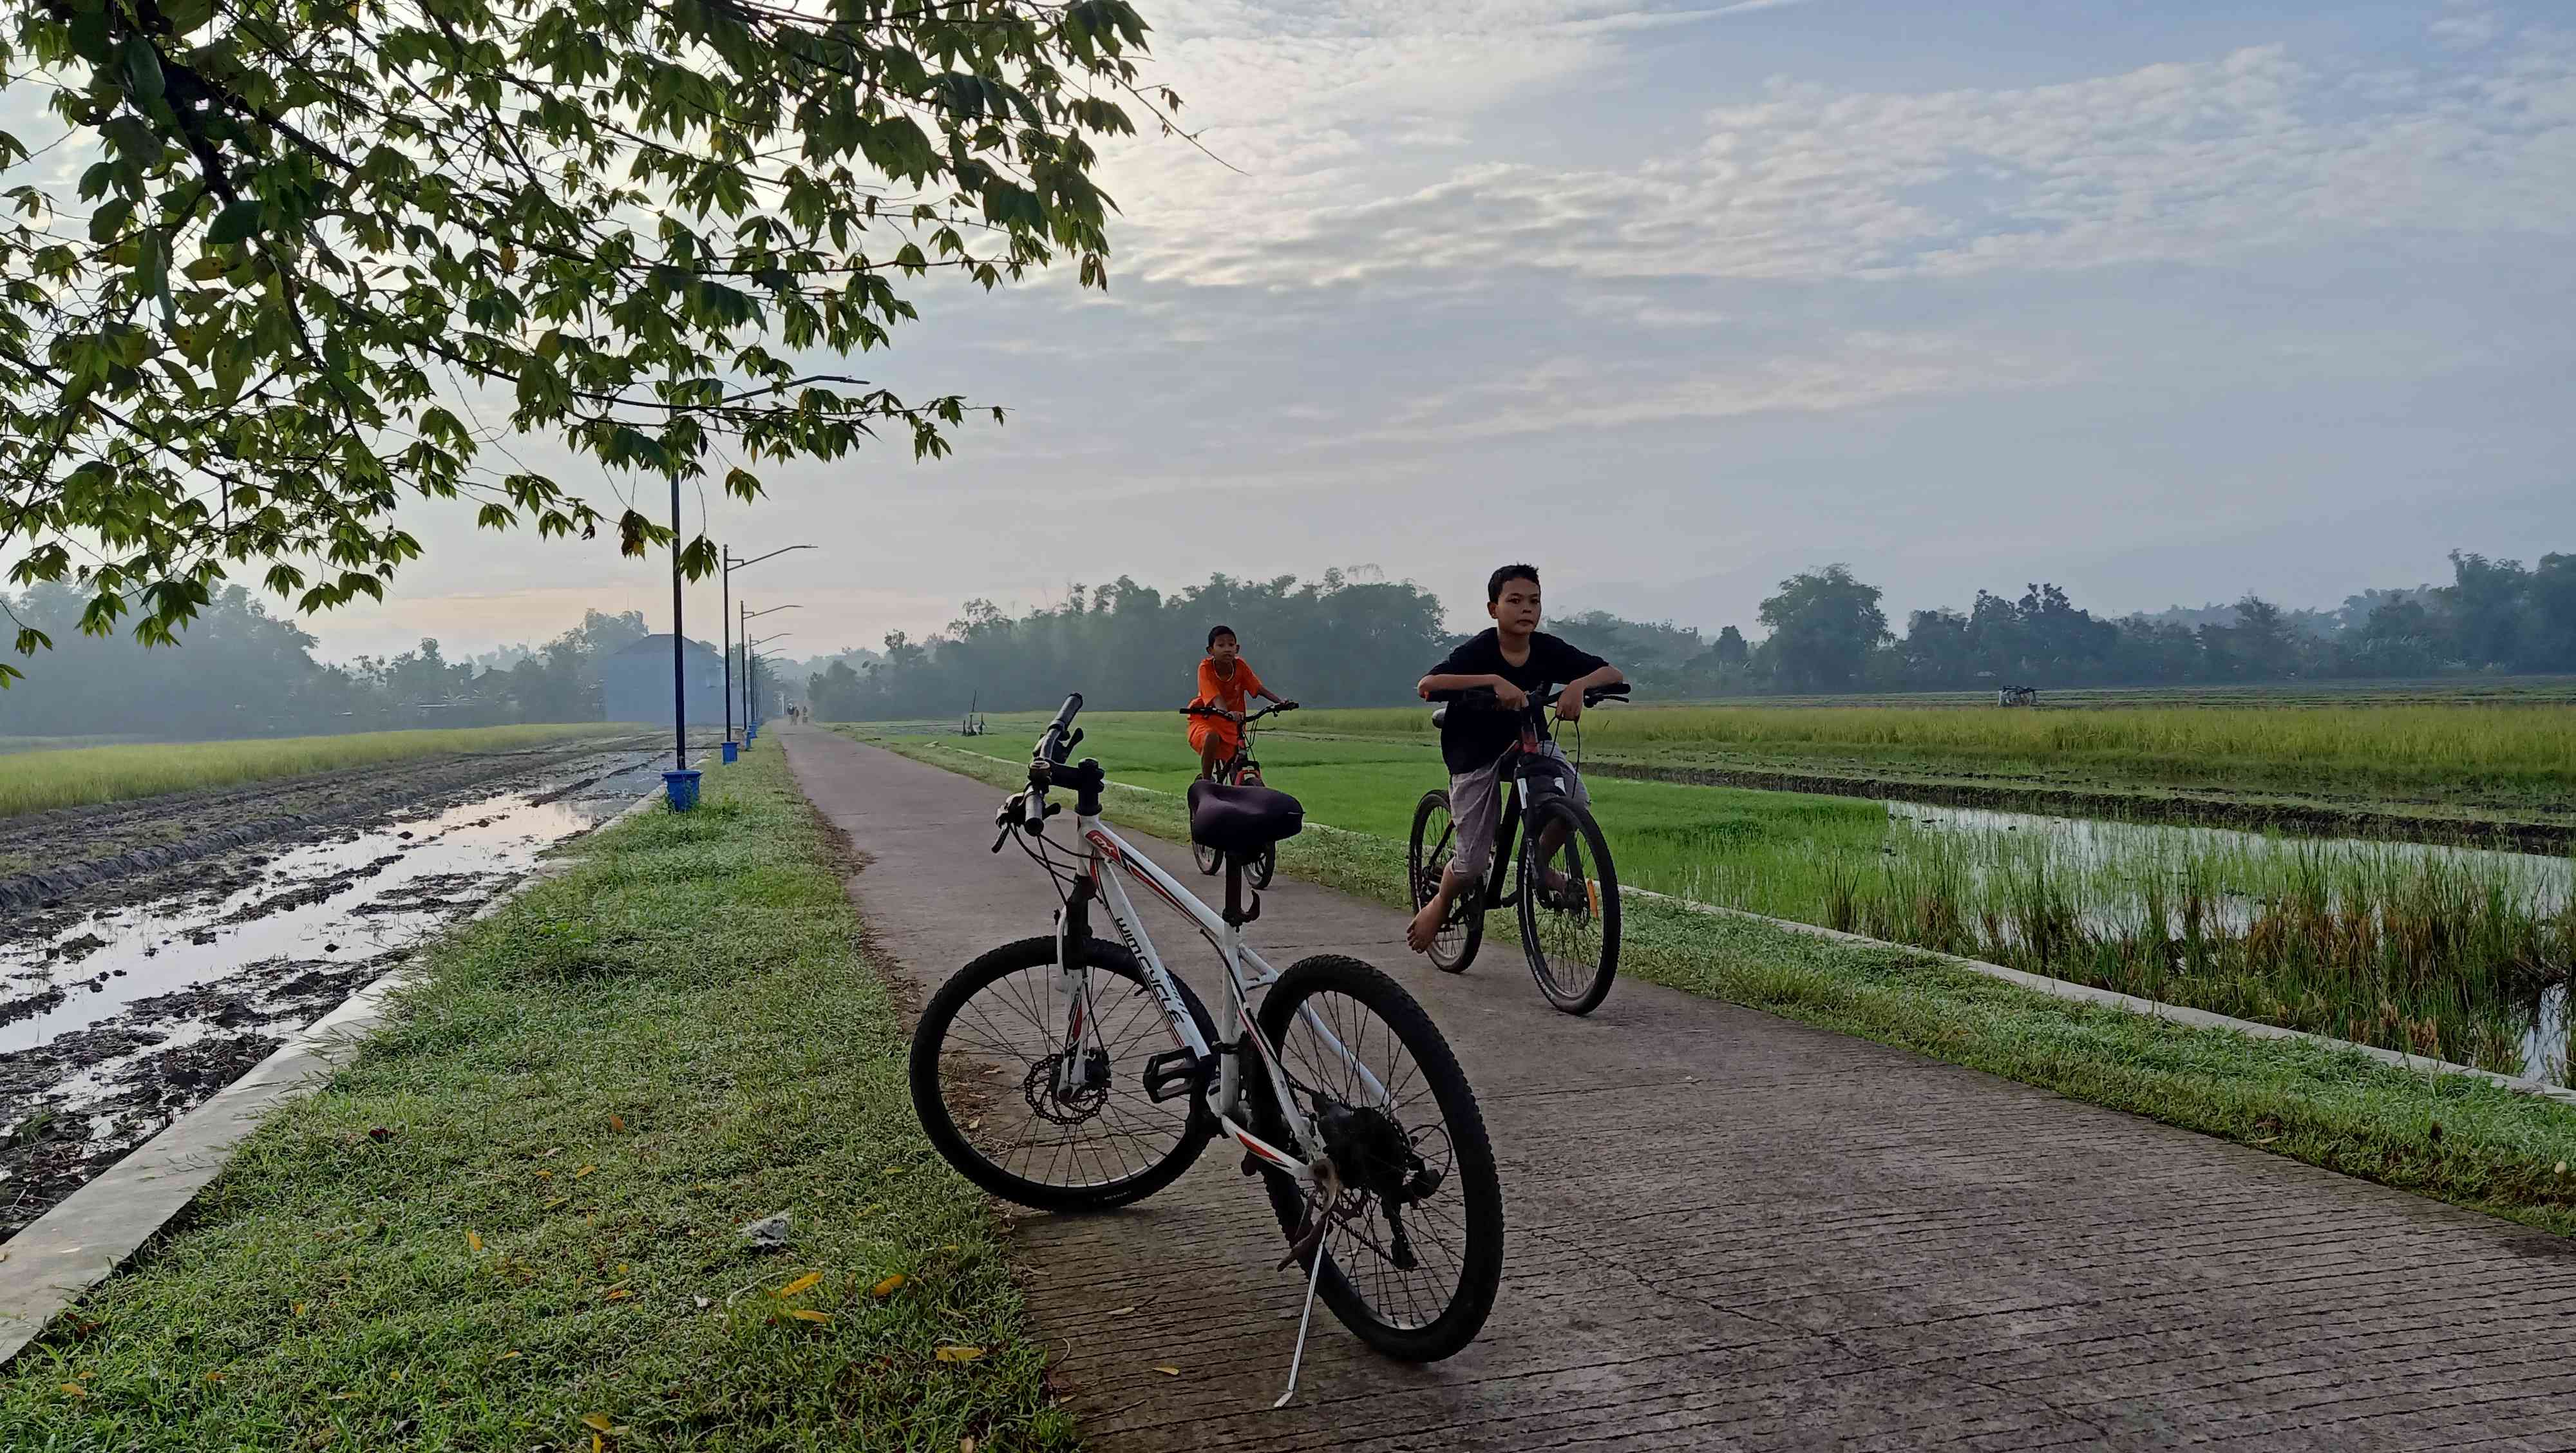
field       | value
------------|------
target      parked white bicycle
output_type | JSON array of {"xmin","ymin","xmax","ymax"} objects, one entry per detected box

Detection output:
[{"xmin": 907, "ymin": 694, "xmax": 1504, "ymax": 1403}]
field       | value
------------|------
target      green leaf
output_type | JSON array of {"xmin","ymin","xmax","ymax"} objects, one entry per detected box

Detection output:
[
  {"xmin": 68, "ymin": 5, "xmax": 112, "ymax": 64},
  {"xmin": 123, "ymin": 38, "xmax": 167, "ymax": 106},
  {"xmin": 205, "ymin": 200, "xmax": 265, "ymax": 246},
  {"xmin": 88, "ymin": 197, "xmax": 133, "ymax": 245},
  {"xmin": 162, "ymin": 0, "xmax": 218, "ymax": 35},
  {"xmin": 183, "ymin": 255, "xmax": 230, "ymax": 282}
]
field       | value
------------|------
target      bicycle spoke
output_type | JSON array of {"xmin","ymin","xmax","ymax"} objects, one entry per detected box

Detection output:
[
  {"xmin": 932, "ymin": 962, "xmax": 1198, "ymax": 1193},
  {"xmin": 1269, "ymin": 985, "xmax": 1474, "ymax": 1332}
]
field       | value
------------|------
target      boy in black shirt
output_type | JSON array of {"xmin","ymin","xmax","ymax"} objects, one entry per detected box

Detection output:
[{"xmin": 1406, "ymin": 564, "xmax": 1624, "ymax": 954}]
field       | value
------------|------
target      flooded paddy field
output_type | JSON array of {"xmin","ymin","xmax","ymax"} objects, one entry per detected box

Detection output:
[
  {"xmin": 0, "ymin": 736, "xmax": 696, "ymax": 1239},
  {"xmin": 1638, "ymin": 798, "xmax": 2576, "ymax": 1086}
]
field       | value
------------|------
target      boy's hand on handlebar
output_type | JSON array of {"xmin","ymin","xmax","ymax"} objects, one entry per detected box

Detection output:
[
  {"xmin": 1555, "ymin": 686, "xmax": 1584, "ymax": 723},
  {"xmin": 1489, "ymin": 679, "xmax": 1530, "ymax": 712}
]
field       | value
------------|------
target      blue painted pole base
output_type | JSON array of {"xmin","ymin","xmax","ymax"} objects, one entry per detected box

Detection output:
[
  {"xmin": 721, "ymin": 741, "xmax": 739, "ymax": 765},
  {"xmin": 746, "ymin": 725, "xmax": 758, "ymax": 744},
  {"xmin": 663, "ymin": 769, "xmax": 703, "ymax": 812}
]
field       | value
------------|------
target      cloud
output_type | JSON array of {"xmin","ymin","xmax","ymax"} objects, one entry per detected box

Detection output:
[
  {"xmin": 1359, "ymin": 330, "xmax": 2082, "ymax": 445},
  {"xmin": 1109, "ymin": 26, "xmax": 2576, "ymax": 290}
]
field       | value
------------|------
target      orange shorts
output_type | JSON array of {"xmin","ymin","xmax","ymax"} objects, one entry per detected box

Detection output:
[{"xmin": 1189, "ymin": 717, "xmax": 1241, "ymax": 759}]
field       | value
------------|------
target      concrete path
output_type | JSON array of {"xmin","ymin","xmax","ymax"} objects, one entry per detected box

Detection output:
[{"xmin": 781, "ymin": 728, "xmax": 2576, "ymax": 1452}]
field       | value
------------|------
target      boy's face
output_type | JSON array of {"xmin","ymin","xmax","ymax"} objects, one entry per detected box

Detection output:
[
  {"xmin": 1487, "ymin": 578, "xmax": 1541, "ymax": 638},
  {"xmin": 1209, "ymin": 633, "xmax": 1239, "ymax": 663}
]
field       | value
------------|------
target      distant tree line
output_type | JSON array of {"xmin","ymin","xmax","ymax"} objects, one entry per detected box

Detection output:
[
  {"xmin": 1749, "ymin": 551, "xmax": 2576, "ymax": 693},
  {"xmin": 812, "ymin": 549, "xmax": 2576, "ymax": 718},
  {"xmin": 808, "ymin": 569, "xmax": 1451, "ymax": 720},
  {"xmin": 0, "ymin": 584, "xmax": 655, "ymax": 739},
  {"xmin": 12, "ymin": 547, "xmax": 2572, "ymax": 739}
]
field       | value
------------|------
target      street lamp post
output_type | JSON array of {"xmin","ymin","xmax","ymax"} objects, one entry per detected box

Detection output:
[
  {"xmin": 663, "ymin": 477, "xmax": 700, "ymax": 811},
  {"xmin": 721, "ymin": 544, "xmax": 814, "ymax": 746},
  {"xmin": 746, "ymin": 629, "xmax": 793, "ymax": 732},
  {"xmin": 741, "ymin": 605, "xmax": 799, "ymax": 736}
]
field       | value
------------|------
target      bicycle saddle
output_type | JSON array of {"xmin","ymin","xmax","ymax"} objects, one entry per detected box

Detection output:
[{"xmin": 1187, "ymin": 781, "xmax": 1305, "ymax": 853}]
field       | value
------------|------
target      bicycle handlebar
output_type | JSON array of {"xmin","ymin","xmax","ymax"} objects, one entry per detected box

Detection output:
[
  {"xmin": 1427, "ymin": 683, "xmax": 1631, "ymax": 710},
  {"xmin": 1179, "ymin": 701, "xmax": 1300, "ymax": 722}
]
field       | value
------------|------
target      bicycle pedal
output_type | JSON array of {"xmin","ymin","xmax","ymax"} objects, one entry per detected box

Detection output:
[{"xmin": 1142, "ymin": 1048, "xmax": 1211, "ymax": 1103}]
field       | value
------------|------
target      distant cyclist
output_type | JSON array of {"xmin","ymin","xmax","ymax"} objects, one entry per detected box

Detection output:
[
  {"xmin": 1405, "ymin": 565, "xmax": 1623, "ymax": 954},
  {"xmin": 1189, "ymin": 625, "xmax": 1289, "ymax": 781}
]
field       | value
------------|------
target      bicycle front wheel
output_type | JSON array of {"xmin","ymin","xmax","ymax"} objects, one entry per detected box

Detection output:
[
  {"xmin": 1251, "ymin": 955, "xmax": 1502, "ymax": 1362},
  {"xmin": 1408, "ymin": 790, "xmax": 1482, "ymax": 973},
  {"xmin": 1516, "ymin": 796, "xmax": 1620, "ymax": 1014},
  {"xmin": 910, "ymin": 935, "xmax": 1216, "ymax": 1211}
]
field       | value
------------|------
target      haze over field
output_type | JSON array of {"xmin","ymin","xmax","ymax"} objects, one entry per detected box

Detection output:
[{"xmin": 4, "ymin": 2, "xmax": 2571, "ymax": 664}]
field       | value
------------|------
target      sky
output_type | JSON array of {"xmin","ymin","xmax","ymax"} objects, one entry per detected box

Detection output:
[{"xmin": 21, "ymin": 1, "xmax": 2576, "ymax": 660}]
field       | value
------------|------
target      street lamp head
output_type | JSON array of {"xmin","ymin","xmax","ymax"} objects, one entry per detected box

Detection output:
[{"xmin": 726, "ymin": 543, "xmax": 819, "ymax": 570}]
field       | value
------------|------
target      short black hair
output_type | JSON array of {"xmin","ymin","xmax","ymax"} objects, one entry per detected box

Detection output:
[
  {"xmin": 1207, "ymin": 624, "xmax": 1237, "ymax": 649},
  {"xmin": 1487, "ymin": 564, "xmax": 1540, "ymax": 603}
]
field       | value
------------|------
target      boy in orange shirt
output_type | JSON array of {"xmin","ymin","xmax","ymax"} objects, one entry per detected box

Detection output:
[{"xmin": 1189, "ymin": 625, "xmax": 1289, "ymax": 779}]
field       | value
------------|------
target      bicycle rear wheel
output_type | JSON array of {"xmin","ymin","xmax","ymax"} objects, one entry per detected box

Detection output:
[
  {"xmin": 1250, "ymin": 845, "xmax": 1276, "ymax": 889},
  {"xmin": 911, "ymin": 935, "xmax": 1216, "ymax": 1211},
  {"xmin": 1408, "ymin": 790, "xmax": 1482, "ymax": 973},
  {"xmin": 1515, "ymin": 797, "xmax": 1620, "ymax": 1015},
  {"xmin": 1251, "ymin": 955, "xmax": 1502, "ymax": 1362}
]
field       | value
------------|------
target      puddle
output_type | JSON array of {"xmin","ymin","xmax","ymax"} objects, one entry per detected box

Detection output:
[{"xmin": 1, "ymin": 750, "xmax": 672, "ymax": 1237}]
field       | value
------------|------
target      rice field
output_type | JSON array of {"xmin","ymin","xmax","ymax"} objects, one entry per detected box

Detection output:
[
  {"xmin": 1300, "ymin": 699, "xmax": 2576, "ymax": 830},
  {"xmin": 0, "ymin": 724, "xmax": 631, "ymax": 819},
  {"xmin": 846, "ymin": 710, "xmax": 2576, "ymax": 1082}
]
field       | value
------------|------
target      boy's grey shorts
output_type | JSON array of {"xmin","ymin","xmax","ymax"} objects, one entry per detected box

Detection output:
[{"xmin": 1446, "ymin": 743, "xmax": 1588, "ymax": 880}]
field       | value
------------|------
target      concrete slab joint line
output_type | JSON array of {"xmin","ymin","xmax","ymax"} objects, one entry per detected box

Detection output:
[
  {"xmin": 0, "ymin": 777, "xmax": 679, "ymax": 1367},
  {"xmin": 781, "ymin": 727, "xmax": 2576, "ymax": 1452},
  {"xmin": 923, "ymin": 737, "xmax": 2576, "ymax": 1110}
]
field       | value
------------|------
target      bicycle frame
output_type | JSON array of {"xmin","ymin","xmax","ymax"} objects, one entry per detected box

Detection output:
[
  {"xmin": 1463, "ymin": 728, "xmax": 1582, "ymax": 909},
  {"xmin": 1056, "ymin": 806, "xmax": 1390, "ymax": 1184}
]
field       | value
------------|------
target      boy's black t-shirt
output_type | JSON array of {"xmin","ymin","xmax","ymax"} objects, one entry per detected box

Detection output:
[{"xmin": 1426, "ymin": 628, "xmax": 1609, "ymax": 774}]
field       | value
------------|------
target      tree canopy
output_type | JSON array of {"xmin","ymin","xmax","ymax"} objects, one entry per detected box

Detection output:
[{"xmin": 0, "ymin": 0, "xmax": 1168, "ymax": 684}]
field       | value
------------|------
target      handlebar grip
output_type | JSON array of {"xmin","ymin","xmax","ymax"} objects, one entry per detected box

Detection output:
[{"xmin": 1035, "ymin": 692, "xmax": 1084, "ymax": 763}]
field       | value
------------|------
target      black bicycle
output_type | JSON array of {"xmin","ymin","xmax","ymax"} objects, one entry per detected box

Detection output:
[
  {"xmin": 1183, "ymin": 699, "xmax": 1297, "ymax": 888},
  {"xmin": 1408, "ymin": 683, "xmax": 1628, "ymax": 1014}
]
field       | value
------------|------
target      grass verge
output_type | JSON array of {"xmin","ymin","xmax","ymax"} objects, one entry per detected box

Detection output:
[
  {"xmin": 0, "ymin": 747, "xmax": 1067, "ymax": 1450},
  {"xmin": 0, "ymin": 725, "xmax": 634, "ymax": 821},
  {"xmin": 848, "ymin": 727, "xmax": 2576, "ymax": 1239}
]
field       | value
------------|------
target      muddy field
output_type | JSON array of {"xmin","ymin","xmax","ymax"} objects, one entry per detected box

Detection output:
[{"xmin": 1, "ymin": 735, "xmax": 701, "ymax": 1240}]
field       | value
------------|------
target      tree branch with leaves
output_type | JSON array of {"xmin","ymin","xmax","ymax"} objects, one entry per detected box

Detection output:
[{"xmin": 0, "ymin": 0, "xmax": 1177, "ymax": 683}]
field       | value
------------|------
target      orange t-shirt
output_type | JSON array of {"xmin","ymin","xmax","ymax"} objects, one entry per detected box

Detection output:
[{"xmin": 1191, "ymin": 657, "xmax": 1265, "ymax": 730}]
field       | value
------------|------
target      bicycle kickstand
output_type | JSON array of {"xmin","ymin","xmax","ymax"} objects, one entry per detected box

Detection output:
[{"xmin": 1274, "ymin": 1235, "xmax": 1327, "ymax": 1410}]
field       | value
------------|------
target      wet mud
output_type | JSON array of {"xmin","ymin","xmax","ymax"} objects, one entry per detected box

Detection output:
[{"xmin": 1, "ymin": 739, "xmax": 697, "ymax": 1240}]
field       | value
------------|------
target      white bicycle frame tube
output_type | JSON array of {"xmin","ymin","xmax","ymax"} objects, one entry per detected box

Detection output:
[{"xmin": 1068, "ymin": 810, "xmax": 1394, "ymax": 1175}]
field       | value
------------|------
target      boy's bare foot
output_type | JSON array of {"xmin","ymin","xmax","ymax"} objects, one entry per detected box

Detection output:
[{"xmin": 1405, "ymin": 898, "xmax": 1448, "ymax": 954}]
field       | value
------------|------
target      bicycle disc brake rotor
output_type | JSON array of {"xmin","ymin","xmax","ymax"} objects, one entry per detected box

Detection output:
[{"xmin": 1023, "ymin": 1047, "xmax": 1112, "ymax": 1125}]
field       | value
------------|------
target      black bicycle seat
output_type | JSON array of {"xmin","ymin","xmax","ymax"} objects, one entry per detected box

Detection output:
[{"xmin": 1187, "ymin": 781, "xmax": 1304, "ymax": 854}]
